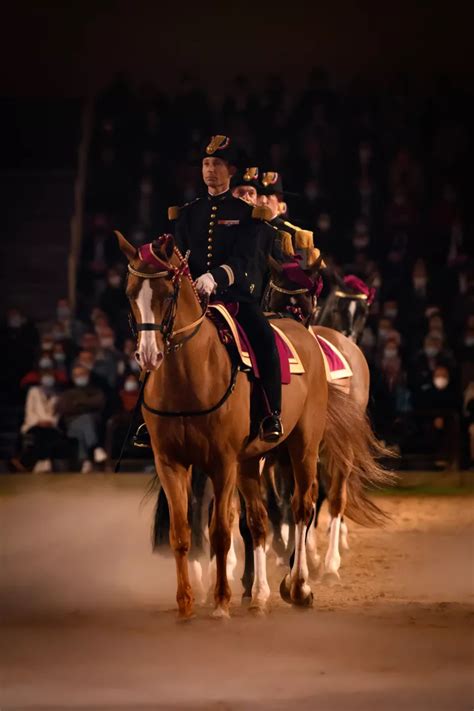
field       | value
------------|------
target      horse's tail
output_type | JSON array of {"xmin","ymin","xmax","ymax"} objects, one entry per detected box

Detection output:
[{"xmin": 320, "ymin": 383, "xmax": 396, "ymax": 527}]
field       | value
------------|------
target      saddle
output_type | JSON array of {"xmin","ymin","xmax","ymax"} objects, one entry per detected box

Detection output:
[
  {"xmin": 207, "ymin": 303, "xmax": 352, "ymax": 384},
  {"xmin": 207, "ymin": 303, "xmax": 304, "ymax": 384}
]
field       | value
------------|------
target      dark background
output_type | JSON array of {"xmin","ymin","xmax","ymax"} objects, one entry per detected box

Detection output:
[{"xmin": 1, "ymin": 1, "xmax": 471, "ymax": 98}]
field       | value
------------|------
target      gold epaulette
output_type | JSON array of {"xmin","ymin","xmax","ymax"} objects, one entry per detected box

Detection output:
[
  {"xmin": 280, "ymin": 231, "xmax": 294, "ymax": 256},
  {"xmin": 252, "ymin": 205, "xmax": 273, "ymax": 221},
  {"xmin": 294, "ymin": 229, "xmax": 314, "ymax": 249},
  {"xmin": 168, "ymin": 197, "xmax": 200, "ymax": 221}
]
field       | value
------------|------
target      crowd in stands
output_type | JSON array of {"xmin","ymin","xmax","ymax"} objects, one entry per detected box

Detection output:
[{"xmin": 2, "ymin": 69, "xmax": 473, "ymax": 471}]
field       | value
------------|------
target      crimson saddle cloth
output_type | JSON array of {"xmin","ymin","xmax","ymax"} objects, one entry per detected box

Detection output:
[{"xmin": 208, "ymin": 304, "xmax": 352, "ymax": 384}]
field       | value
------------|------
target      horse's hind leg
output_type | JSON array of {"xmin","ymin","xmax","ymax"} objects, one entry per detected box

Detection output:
[
  {"xmin": 156, "ymin": 460, "xmax": 194, "ymax": 619},
  {"xmin": 323, "ymin": 458, "xmax": 350, "ymax": 583},
  {"xmin": 238, "ymin": 457, "xmax": 271, "ymax": 614},
  {"xmin": 285, "ymin": 434, "xmax": 320, "ymax": 607}
]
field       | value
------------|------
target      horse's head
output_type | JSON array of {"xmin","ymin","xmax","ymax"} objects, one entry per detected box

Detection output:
[
  {"xmin": 318, "ymin": 273, "xmax": 374, "ymax": 342},
  {"xmin": 266, "ymin": 253, "xmax": 323, "ymax": 326},
  {"xmin": 116, "ymin": 231, "xmax": 196, "ymax": 371}
]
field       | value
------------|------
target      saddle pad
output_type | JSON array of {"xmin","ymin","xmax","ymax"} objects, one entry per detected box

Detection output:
[
  {"xmin": 209, "ymin": 304, "xmax": 304, "ymax": 385},
  {"xmin": 309, "ymin": 330, "xmax": 353, "ymax": 381}
]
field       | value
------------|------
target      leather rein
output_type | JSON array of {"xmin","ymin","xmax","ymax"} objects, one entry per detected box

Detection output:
[{"xmin": 127, "ymin": 242, "xmax": 238, "ymax": 418}]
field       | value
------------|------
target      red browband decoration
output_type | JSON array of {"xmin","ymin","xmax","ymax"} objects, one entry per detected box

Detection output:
[
  {"xmin": 343, "ymin": 275, "xmax": 376, "ymax": 304},
  {"xmin": 138, "ymin": 236, "xmax": 191, "ymax": 280}
]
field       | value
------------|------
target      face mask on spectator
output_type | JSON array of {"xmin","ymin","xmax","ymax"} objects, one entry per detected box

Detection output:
[
  {"xmin": 41, "ymin": 375, "xmax": 55, "ymax": 388},
  {"xmin": 109, "ymin": 276, "xmax": 121, "ymax": 288},
  {"xmin": 433, "ymin": 377, "xmax": 449, "ymax": 390},
  {"xmin": 74, "ymin": 376, "xmax": 89, "ymax": 387},
  {"xmin": 413, "ymin": 277, "xmax": 426, "ymax": 290},
  {"xmin": 39, "ymin": 357, "xmax": 53, "ymax": 369},
  {"xmin": 52, "ymin": 329, "xmax": 65, "ymax": 341},
  {"xmin": 41, "ymin": 340, "xmax": 54, "ymax": 351},
  {"xmin": 378, "ymin": 328, "xmax": 389, "ymax": 339},
  {"xmin": 124, "ymin": 379, "xmax": 139, "ymax": 392},
  {"xmin": 100, "ymin": 338, "xmax": 114, "ymax": 349},
  {"xmin": 8, "ymin": 314, "xmax": 23, "ymax": 328},
  {"xmin": 465, "ymin": 336, "xmax": 474, "ymax": 347},
  {"xmin": 353, "ymin": 236, "xmax": 369, "ymax": 249},
  {"xmin": 318, "ymin": 218, "xmax": 331, "ymax": 232},
  {"xmin": 57, "ymin": 306, "xmax": 70, "ymax": 320},
  {"xmin": 384, "ymin": 307, "xmax": 398, "ymax": 319},
  {"xmin": 53, "ymin": 352, "xmax": 66, "ymax": 363},
  {"xmin": 384, "ymin": 348, "xmax": 398, "ymax": 359},
  {"xmin": 425, "ymin": 346, "xmax": 439, "ymax": 358}
]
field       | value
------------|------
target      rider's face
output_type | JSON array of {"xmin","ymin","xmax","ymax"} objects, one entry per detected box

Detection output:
[
  {"xmin": 232, "ymin": 185, "xmax": 257, "ymax": 205},
  {"xmin": 202, "ymin": 157, "xmax": 233, "ymax": 191},
  {"xmin": 257, "ymin": 192, "xmax": 281, "ymax": 219}
]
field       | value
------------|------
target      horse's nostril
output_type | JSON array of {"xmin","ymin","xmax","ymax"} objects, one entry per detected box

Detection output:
[{"xmin": 135, "ymin": 351, "xmax": 141, "ymax": 362}]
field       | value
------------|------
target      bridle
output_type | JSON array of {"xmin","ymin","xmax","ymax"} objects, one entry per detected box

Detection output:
[
  {"xmin": 127, "ymin": 240, "xmax": 208, "ymax": 355},
  {"xmin": 266, "ymin": 280, "xmax": 317, "ymax": 325}
]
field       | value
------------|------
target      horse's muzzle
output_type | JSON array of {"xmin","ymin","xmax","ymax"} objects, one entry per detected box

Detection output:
[{"xmin": 136, "ymin": 349, "xmax": 164, "ymax": 371}]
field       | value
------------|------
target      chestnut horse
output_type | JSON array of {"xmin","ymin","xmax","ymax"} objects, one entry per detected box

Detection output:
[
  {"xmin": 116, "ymin": 231, "xmax": 330, "ymax": 618},
  {"xmin": 265, "ymin": 256, "xmax": 390, "ymax": 586}
]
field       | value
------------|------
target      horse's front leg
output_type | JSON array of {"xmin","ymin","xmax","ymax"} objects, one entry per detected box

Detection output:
[
  {"xmin": 208, "ymin": 461, "xmax": 237, "ymax": 618},
  {"xmin": 238, "ymin": 458, "xmax": 271, "ymax": 614},
  {"xmin": 156, "ymin": 459, "xmax": 194, "ymax": 619}
]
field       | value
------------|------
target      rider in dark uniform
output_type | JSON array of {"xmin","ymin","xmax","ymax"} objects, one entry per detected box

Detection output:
[
  {"xmin": 230, "ymin": 166, "xmax": 286, "ymax": 304},
  {"xmin": 169, "ymin": 136, "xmax": 283, "ymax": 442},
  {"xmin": 256, "ymin": 171, "xmax": 313, "ymax": 259}
]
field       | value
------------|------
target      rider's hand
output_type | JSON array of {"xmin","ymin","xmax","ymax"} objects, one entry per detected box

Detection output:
[{"xmin": 195, "ymin": 272, "xmax": 217, "ymax": 297}]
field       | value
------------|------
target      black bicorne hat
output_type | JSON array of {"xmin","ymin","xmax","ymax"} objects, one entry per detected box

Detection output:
[
  {"xmin": 257, "ymin": 170, "xmax": 298, "ymax": 197},
  {"xmin": 199, "ymin": 135, "xmax": 241, "ymax": 167},
  {"xmin": 230, "ymin": 166, "xmax": 260, "ymax": 190}
]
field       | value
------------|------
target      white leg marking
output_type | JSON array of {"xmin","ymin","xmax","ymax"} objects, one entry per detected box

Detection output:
[
  {"xmin": 291, "ymin": 523, "xmax": 311, "ymax": 596},
  {"xmin": 281, "ymin": 522, "xmax": 290, "ymax": 548},
  {"xmin": 251, "ymin": 545, "xmax": 270, "ymax": 605},
  {"xmin": 135, "ymin": 280, "xmax": 161, "ymax": 370},
  {"xmin": 306, "ymin": 517, "xmax": 321, "ymax": 569},
  {"xmin": 226, "ymin": 533, "xmax": 237, "ymax": 581},
  {"xmin": 325, "ymin": 514, "xmax": 342, "ymax": 574},
  {"xmin": 189, "ymin": 560, "xmax": 206, "ymax": 603},
  {"xmin": 340, "ymin": 519, "xmax": 350, "ymax": 551}
]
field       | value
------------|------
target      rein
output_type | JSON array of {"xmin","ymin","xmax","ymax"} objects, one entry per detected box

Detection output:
[
  {"xmin": 127, "ymin": 238, "xmax": 240, "ymax": 418},
  {"xmin": 268, "ymin": 280, "xmax": 309, "ymax": 296},
  {"xmin": 127, "ymin": 246, "xmax": 208, "ymax": 354}
]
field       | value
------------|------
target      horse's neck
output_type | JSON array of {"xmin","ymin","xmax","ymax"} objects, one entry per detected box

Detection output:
[{"xmin": 148, "ymin": 291, "xmax": 230, "ymax": 410}]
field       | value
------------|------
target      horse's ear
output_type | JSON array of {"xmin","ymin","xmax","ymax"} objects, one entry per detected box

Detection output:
[
  {"xmin": 114, "ymin": 231, "xmax": 137, "ymax": 261},
  {"xmin": 154, "ymin": 233, "xmax": 174, "ymax": 261},
  {"xmin": 268, "ymin": 254, "xmax": 283, "ymax": 275},
  {"xmin": 307, "ymin": 252, "xmax": 323, "ymax": 276}
]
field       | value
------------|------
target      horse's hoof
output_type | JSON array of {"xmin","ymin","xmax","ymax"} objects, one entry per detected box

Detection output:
[
  {"xmin": 322, "ymin": 571, "xmax": 341, "ymax": 587},
  {"xmin": 241, "ymin": 592, "xmax": 252, "ymax": 606},
  {"xmin": 177, "ymin": 611, "xmax": 196, "ymax": 623},
  {"xmin": 279, "ymin": 574, "xmax": 292, "ymax": 605},
  {"xmin": 290, "ymin": 583, "xmax": 314, "ymax": 608},
  {"xmin": 211, "ymin": 605, "xmax": 230, "ymax": 620},
  {"xmin": 249, "ymin": 601, "xmax": 268, "ymax": 616}
]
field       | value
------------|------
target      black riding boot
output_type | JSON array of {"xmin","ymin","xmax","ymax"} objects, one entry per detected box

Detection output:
[{"xmin": 236, "ymin": 302, "xmax": 283, "ymax": 443}]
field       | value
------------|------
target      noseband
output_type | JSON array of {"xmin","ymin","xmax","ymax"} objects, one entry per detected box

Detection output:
[{"xmin": 128, "ymin": 240, "xmax": 207, "ymax": 354}]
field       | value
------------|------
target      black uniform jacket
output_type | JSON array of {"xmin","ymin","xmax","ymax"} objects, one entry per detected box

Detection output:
[{"xmin": 170, "ymin": 191, "xmax": 272, "ymax": 303}]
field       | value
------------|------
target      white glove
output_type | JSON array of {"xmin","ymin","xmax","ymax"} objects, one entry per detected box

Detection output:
[{"xmin": 195, "ymin": 272, "xmax": 217, "ymax": 296}]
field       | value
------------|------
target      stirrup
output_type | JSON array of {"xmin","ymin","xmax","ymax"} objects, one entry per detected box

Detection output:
[
  {"xmin": 132, "ymin": 423, "xmax": 151, "ymax": 449},
  {"xmin": 259, "ymin": 412, "xmax": 283, "ymax": 443}
]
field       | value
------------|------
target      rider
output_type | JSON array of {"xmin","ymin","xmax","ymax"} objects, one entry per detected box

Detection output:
[
  {"xmin": 169, "ymin": 136, "xmax": 283, "ymax": 442},
  {"xmin": 230, "ymin": 166, "xmax": 286, "ymax": 304},
  {"xmin": 257, "ymin": 171, "xmax": 318, "ymax": 267}
]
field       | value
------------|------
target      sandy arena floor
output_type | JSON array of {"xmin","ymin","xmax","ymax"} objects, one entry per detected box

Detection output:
[{"xmin": 1, "ymin": 474, "xmax": 473, "ymax": 710}]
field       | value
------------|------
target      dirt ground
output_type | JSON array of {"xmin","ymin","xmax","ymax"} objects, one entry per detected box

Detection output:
[{"xmin": 1, "ymin": 474, "xmax": 473, "ymax": 711}]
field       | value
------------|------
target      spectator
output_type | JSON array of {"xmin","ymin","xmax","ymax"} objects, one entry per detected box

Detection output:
[
  {"xmin": 56, "ymin": 365, "xmax": 106, "ymax": 473},
  {"xmin": 10, "ymin": 371, "xmax": 72, "ymax": 472}
]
